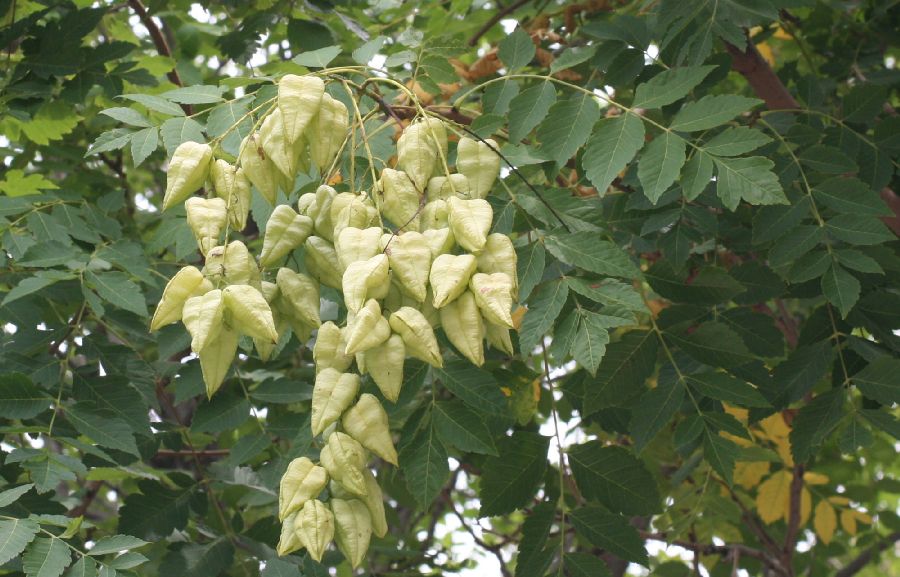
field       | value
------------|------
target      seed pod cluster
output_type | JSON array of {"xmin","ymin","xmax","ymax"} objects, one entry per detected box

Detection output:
[{"xmin": 153, "ymin": 75, "xmax": 513, "ymax": 569}]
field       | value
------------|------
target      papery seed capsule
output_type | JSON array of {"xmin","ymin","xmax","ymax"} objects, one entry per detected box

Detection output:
[
  {"xmin": 163, "ymin": 141, "xmax": 213, "ymax": 211},
  {"xmin": 342, "ymin": 393, "xmax": 398, "ymax": 465},
  {"xmin": 331, "ymin": 498, "xmax": 372, "ymax": 569},
  {"xmin": 278, "ymin": 457, "xmax": 329, "ymax": 521},
  {"xmin": 456, "ymin": 137, "xmax": 500, "ymax": 199},
  {"xmin": 311, "ymin": 368, "xmax": 360, "ymax": 436}
]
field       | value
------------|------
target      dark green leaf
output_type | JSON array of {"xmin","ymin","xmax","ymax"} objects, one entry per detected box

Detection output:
[
  {"xmin": 582, "ymin": 115, "xmax": 645, "ymax": 194},
  {"xmin": 569, "ymin": 507, "xmax": 648, "ymax": 565},
  {"xmin": 545, "ymin": 233, "xmax": 639, "ymax": 278},
  {"xmin": 401, "ymin": 422, "xmax": 449, "ymax": 508},
  {"xmin": 508, "ymin": 82, "xmax": 556, "ymax": 142},
  {"xmin": 632, "ymin": 65, "xmax": 715, "ymax": 109},
  {"xmin": 826, "ymin": 215, "xmax": 895, "ymax": 245},
  {"xmin": 118, "ymin": 480, "xmax": 193, "ymax": 539},
  {"xmin": 668, "ymin": 322, "xmax": 756, "ymax": 368},
  {"xmin": 435, "ymin": 361, "xmax": 508, "ymax": 416},
  {"xmin": 670, "ymin": 95, "xmax": 762, "ymax": 132},
  {"xmin": 0, "ymin": 373, "xmax": 50, "ymax": 419},
  {"xmin": 0, "ymin": 518, "xmax": 40, "ymax": 566},
  {"xmin": 498, "ymin": 27, "xmax": 535, "ymax": 71},
  {"xmin": 585, "ymin": 330, "xmax": 657, "ymax": 415},
  {"xmin": 630, "ymin": 377, "xmax": 684, "ymax": 451},
  {"xmin": 480, "ymin": 432, "xmax": 549, "ymax": 517},
  {"xmin": 821, "ymin": 264, "xmax": 860, "ymax": 318},
  {"xmin": 518, "ymin": 280, "xmax": 568, "ymax": 356},
  {"xmin": 516, "ymin": 241, "xmax": 545, "ymax": 302},
  {"xmin": 536, "ymin": 93, "xmax": 601, "ymax": 165},
  {"xmin": 790, "ymin": 389, "xmax": 844, "ymax": 463},
  {"xmin": 433, "ymin": 401, "xmax": 498, "ymax": 455},
  {"xmin": 685, "ymin": 372, "xmax": 769, "ymax": 407},
  {"xmin": 638, "ymin": 132, "xmax": 687, "ymax": 203},
  {"xmin": 569, "ymin": 443, "xmax": 660, "ymax": 515},
  {"xmin": 66, "ymin": 405, "xmax": 140, "ymax": 456},
  {"xmin": 852, "ymin": 357, "xmax": 900, "ymax": 405},
  {"xmin": 23, "ymin": 536, "xmax": 70, "ymax": 577}
]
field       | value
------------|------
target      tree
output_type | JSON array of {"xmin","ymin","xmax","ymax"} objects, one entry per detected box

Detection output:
[{"xmin": 0, "ymin": 1, "xmax": 897, "ymax": 576}]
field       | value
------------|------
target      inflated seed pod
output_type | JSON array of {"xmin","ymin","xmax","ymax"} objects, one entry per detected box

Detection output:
[
  {"xmin": 199, "ymin": 324, "xmax": 238, "ymax": 397},
  {"xmin": 397, "ymin": 118, "xmax": 444, "ymax": 191},
  {"xmin": 430, "ymin": 253, "xmax": 477, "ymax": 308},
  {"xmin": 276, "ymin": 512, "xmax": 304, "ymax": 556},
  {"xmin": 336, "ymin": 227, "xmax": 383, "ymax": 270},
  {"xmin": 163, "ymin": 141, "xmax": 213, "ymax": 211},
  {"xmin": 304, "ymin": 236, "xmax": 344, "ymax": 289},
  {"xmin": 278, "ymin": 74, "xmax": 325, "ymax": 144},
  {"xmin": 384, "ymin": 231, "xmax": 432, "ymax": 302},
  {"xmin": 259, "ymin": 205, "xmax": 314, "ymax": 268},
  {"xmin": 362, "ymin": 334, "xmax": 405, "ymax": 402},
  {"xmin": 275, "ymin": 268, "xmax": 321, "ymax": 328},
  {"xmin": 331, "ymin": 499, "xmax": 372, "ymax": 569},
  {"xmin": 378, "ymin": 168, "xmax": 421, "ymax": 231},
  {"xmin": 470, "ymin": 272, "xmax": 514, "ymax": 328},
  {"xmin": 476, "ymin": 233, "xmax": 518, "ymax": 299},
  {"xmin": 182, "ymin": 289, "xmax": 225, "ymax": 352},
  {"xmin": 342, "ymin": 393, "xmax": 398, "ymax": 465},
  {"xmin": 310, "ymin": 93, "xmax": 349, "ymax": 173},
  {"xmin": 484, "ymin": 318, "xmax": 514, "ymax": 355},
  {"xmin": 447, "ymin": 196, "xmax": 492, "ymax": 254},
  {"xmin": 203, "ymin": 240, "xmax": 260, "ymax": 287},
  {"xmin": 319, "ymin": 432, "xmax": 368, "ymax": 497},
  {"xmin": 185, "ymin": 197, "xmax": 227, "ymax": 256},
  {"xmin": 389, "ymin": 307, "xmax": 442, "ymax": 367},
  {"xmin": 440, "ymin": 291, "xmax": 485, "ymax": 366},
  {"xmin": 297, "ymin": 191, "xmax": 318, "ymax": 218},
  {"xmin": 211, "ymin": 160, "xmax": 251, "ymax": 231},
  {"xmin": 420, "ymin": 199, "xmax": 449, "ymax": 230},
  {"xmin": 426, "ymin": 174, "xmax": 470, "ymax": 202},
  {"xmin": 151, "ymin": 266, "xmax": 212, "ymax": 331},
  {"xmin": 279, "ymin": 457, "xmax": 329, "ymax": 521},
  {"xmin": 456, "ymin": 137, "xmax": 500, "ymax": 199},
  {"xmin": 333, "ymin": 199, "xmax": 377, "ymax": 240},
  {"xmin": 342, "ymin": 254, "xmax": 389, "ymax": 313},
  {"xmin": 331, "ymin": 469, "xmax": 388, "ymax": 538},
  {"xmin": 422, "ymin": 228, "xmax": 455, "ymax": 257},
  {"xmin": 222, "ymin": 285, "xmax": 279, "ymax": 343},
  {"xmin": 260, "ymin": 108, "xmax": 299, "ymax": 182},
  {"xmin": 254, "ymin": 281, "xmax": 282, "ymax": 361},
  {"xmin": 295, "ymin": 499, "xmax": 334, "ymax": 563},
  {"xmin": 344, "ymin": 300, "xmax": 391, "ymax": 355},
  {"xmin": 311, "ymin": 368, "xmax": 360, "ymax": 436},
  {"xmin": 239, "ymin": 133, "xmax": 279, "ymax": 205},
  {"xmin": 313, "ymin": 185, "xmax": 338, "ymax": 241},
  {"xmin": 313, "ymin": 322, "xmax": 354, "ymax": 373}
]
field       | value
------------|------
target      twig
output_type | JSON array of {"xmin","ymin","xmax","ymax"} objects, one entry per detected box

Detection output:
[
  {"xmin": 468, "ymin": 0, "xmax": 533, "ymax": 46},
  {"xmin": 834, "ymin": 532, "xmax": 900, "ymax": 577},
  {"xmin": 782, "ymin": 464, "xmax": 805, "ymax": 568}
]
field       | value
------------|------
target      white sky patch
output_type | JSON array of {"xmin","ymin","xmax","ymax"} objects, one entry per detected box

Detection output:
[{"xmin": 500, "ymin": 19, "xmax": 517, "ymax": 34}]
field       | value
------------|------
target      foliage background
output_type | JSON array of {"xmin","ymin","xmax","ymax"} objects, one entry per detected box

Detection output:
[{"xmin": 0, "ymin": 1, "xmax": 898, "ymax": 576}]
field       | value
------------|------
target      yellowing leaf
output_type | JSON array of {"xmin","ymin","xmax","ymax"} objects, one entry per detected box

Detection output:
[
  {"xmin": 756, "ymin": 470, "xmax": 792, "ymax": 524},
  {"xmin": 723, "ymin": 404, "xmax": 748, "ymax": 423},
  {"xmin": 799, "ymin": 487, "xmax": 812, "ymax": 526},
  {"xmin": 840, "ymin": 508, "xmax": 857, "ymax": 535},
  {"xmin": 852, "ymin": 510, "xmax": 872, "ymax": 525},
  {"xmin": 814, "ymin": 500, "xmax": 837, "ymax": 544},
  {"xmin": 721, "ymin": 431, "xmax": 754, "ymax": 448},
  {"xmin": 828, "ymin": 496, "xmax": 850, "ymax": 506},
  {"xmin": 803, "ymin": 472, "xmax": 829, "ymax": 485},
  {"xmin": 759, "ymin": 413, "xmax": 790, "ymax": 438},
  {"xmin": 734, "ymin": 461, "xmax": 770, "ymax": 489}
]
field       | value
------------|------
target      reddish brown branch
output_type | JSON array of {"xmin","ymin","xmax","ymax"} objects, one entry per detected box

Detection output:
[
  {"xmin": 725, "ymin": 40, "xmax": 799, "ymax": 110},
  {"xmin": 782, "ymin": 465, "xmax": 805, "ymax": 572},
  {"xmin": 468, "ymin": 0, "xmax": 533, "ymax": 46}
]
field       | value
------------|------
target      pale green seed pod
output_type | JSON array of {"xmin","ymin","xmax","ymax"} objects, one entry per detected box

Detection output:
[
  {"xmin": 151, "ymin": 266, "xmax": 212, "ymax": 331},
  {"xmin": 278, "ymin": 74, "xmax": 325, "ymax": 144},
  {"xmin": 397, "ymin": 118, "xmax": 445, "ymax": 191},
  {"xmin": 182, "ymin": 289, "xmax": 225, "ymax": 352},
  {"xmin": 384, "ymin": 231, "xmax": 432, "ymax": 302},
  {"xmin": 485, "ymin": 319, "xmax": 515, "ymax": 355},
  {"xmin": 239, "ymin": 133, "xmax": 279, "ymax": 205},
  {"xmin": 185, "ymin": 197, "xmax": 227, "ymax": 256},
  {"xmin": 389, "ymin": 307, "xmax": 442, "ymax": 367},
  {"xmin": 331, "ymin": 498, "xmax": 372, "ymax": 569},
  {"xmin": 260, "ymin": 108, "xmax": 299, "ymax": 182},
  {"xmin": 259, "ymin": 205, "xmax": 314, "ymax": 268},
  {"xmin": 426, "ymin": 173, "xmax": 470, "ymax": 202},
  {"xmin": 342, "ymin": 254, "xmax": 389, "ymax": 313},
  {"xmin": 456, "ymin": 137, "xmax": 500, "ymax": 199},
  {"xmin": 199, "ymin": 324, "xmax": 238, "ymax": 398},
  {"xmin": 331, "ymin": 469, "xmax": 388, "ymax": 538},
  {"xmin": 430, "ymin": 253, "xmax": 477, "ymax": 308},
  {"xmin": 163, "ymin": 141, "xmax": 213, "ymax": 211},
  {"xmin": 470, "ymin": 272, "xmax": 514, "ymax": 328},
  {"xmin": 222, "ymin": 285, "xmax": 279, "ymax": 343},
  {"xmin": 363, "ymin": 334, "xmax": 405, "ymax": 402},
  {"xmin": 276, "ymin": 512, "xmax": 304, "ymax": 557},
  {"xmin": 313, "ymin": 322, "xmax": 354, "ymax": 374},
  {"xmin": 203, "ymin": 240, "xmax": 260, "ymax": 287},
  {"xmin": 378, "ymin": 168, "xmax": 421, "ymax": 231},
  {"xmin": 447, "ymin": 196, "xmax": 492, "ymax": 254},
  {"xmin": 279, "ymin": 457, "xmax": 329, "ymax": 521},
  {"xmin": 422, "ymin": 228, "xmax": 455, "ymax": 257},
  {"xmin": 310, "ymin": 93, "xmax": 349, "ymax": 173},
  {"xmin": 336, "ymin": 227, "xmax": 383, "ymax": 271},
  {"xmin": 342, "ymin": 393, "xmax": 398, "ymax": 465},
  {"xmin": 476, "ymin": 233, "xmax": 518, "ymax": 299},
  {"xmin": 276, "ymin": 268, "xmax": 321, "ymax": 328},
  {"xmin": 420, "ymin": 199, "xmax": 449, "ymax": 230},
  {"xmin": 304, "ymin": 236, "xmax": 343, "ymax": 289},
  {"xmin": 254, "ymin": 281, "xmax": 282, "ymax": 361},
  {"xmin": 320, "ymin": 432, "xmax": 368, "ymax": 497},
  {"xmin": 311, "ymin": 368, "xmax": 360, "ymax": 436},
  {"xmin": 295, "ymin": 499, "xmax": 334, "ymax": 563},
  {"xmin": 297, "ymin": 191, "xmax": 318, "ymax": 218},
  {"xmin": 344, "ymin": 299, "xmax": 391, "ymax": 355},
  {"xmin": 313, "ymin": 185, "xmax": 338, "ymax": 241},
  {"xmin": 440, "ymin": 290, "xmax": 485, "ymax": 366},
  {"xmin": 211, "ymin": 159, "xmax": 252, "ymax": 231}
]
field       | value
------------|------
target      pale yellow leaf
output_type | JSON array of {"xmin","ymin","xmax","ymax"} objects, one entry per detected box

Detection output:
[
  {"xmin": 803, "ymin": 471, "xmax": 829, "ymax": 485},
  {"xmin": 852, "ymin": 510, "xmax": 872, "ymax": 525},
  {"xmin": 799, "ymin": 487, "xmax": 812, "ymax": 526},
  {"xmin": 734, "ymin": 461, "xmax": 770, "ymax": 489},
  {"xmin": 756, "ymin": 470, "xmax": 793, "ymax": 524},
  {"xmin": 840, "ymin": 508, "xmax": 857, "ymax": 535},
  {"xmin": 828, "ymin": 496, "xmax": 850, "ymax": 506},
  {"xmin": 814, "ymin": 500, "xmax": 836, "ymax": 544}
]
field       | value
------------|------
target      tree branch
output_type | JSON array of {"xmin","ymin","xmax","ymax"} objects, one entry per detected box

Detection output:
[
  {"xmin": 782, "ymin": 464, "xmax": 805, "ymax": 572},
  {"xmin": 834, "ymin": 532, "xmax": 900, "ymax": 577},
  {"xmin": 127, "ymin": 0, "xmax": 193, "ymax": 114},
  {"xmin": 468, "ymin": 0, "xmax": 532, "ymax": 46},
  {"xmin": 725, "ymin": 40, "xmax": 799, "ymax": 110}
]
